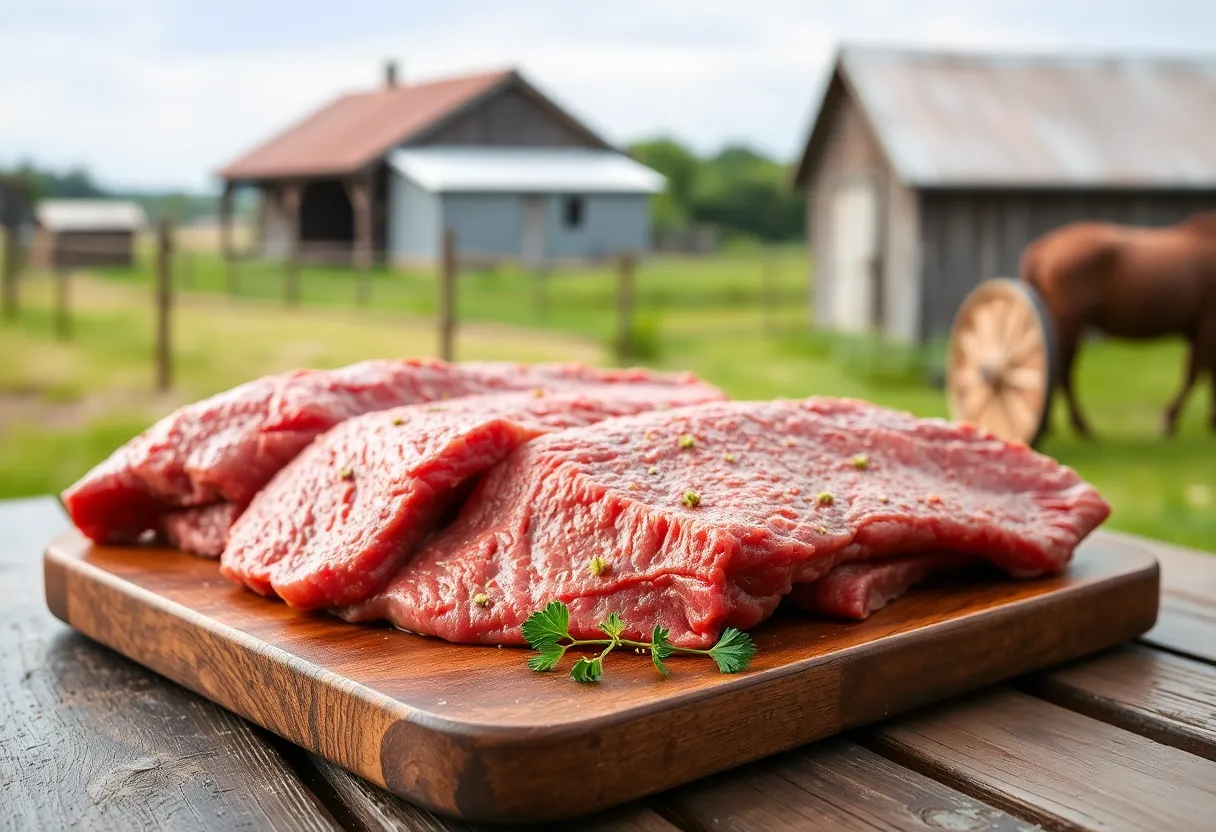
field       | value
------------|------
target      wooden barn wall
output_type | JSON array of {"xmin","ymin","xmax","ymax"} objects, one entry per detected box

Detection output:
[
  {"xmin": 420, "ymin": 86, "xmax": 597, "ymax": 148},
  {"xmin": 805, "ymin": 83, "xmax": 891, "ymax": 331},
  {"xmin": 917, "ymin": 189, "xmax": 1216, "ymax": 341},
  {"xmin": 50, "ymin": 230, "xmax": 134, "ymax": 269}
]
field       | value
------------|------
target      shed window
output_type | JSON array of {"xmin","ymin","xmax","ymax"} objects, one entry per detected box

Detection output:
[{"xmin": 563, "ymin": 196, "xmax": 585, "ymax": 229}]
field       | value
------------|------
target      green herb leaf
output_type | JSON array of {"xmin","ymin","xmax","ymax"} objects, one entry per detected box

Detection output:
[
  {"xmin": 528, "ymin": 642, "xmax": 567, "ymax": 672},
  {"xmin": 598, "ymin": 612, "xmax": 625, "ymax": 639},
  {"xmin": 521, "ymin": 600, "xmax": 570, "ymax": 648},
  {"xmin": 707, "ymin": 628, "xmax": 756, "ymax": 674},
  {"xmin": 651, "ymin": 625, "xmax": 674, "ymax": 677},
  {"xmin": 570, "ymin": 656, "xmax": 603, "ymax": 683},
  {"xmin": 678, "ymin": 433, "xmax": 696, "ymax": 449},
  {"xmin": 520, "ymin": 600, "xmax": 756, "ymax": 682}
]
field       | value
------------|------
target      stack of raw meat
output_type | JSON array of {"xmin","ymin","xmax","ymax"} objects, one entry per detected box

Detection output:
[{"xmin": 62, "ymin": 359, "xmax": 1110, "ymax": 648}]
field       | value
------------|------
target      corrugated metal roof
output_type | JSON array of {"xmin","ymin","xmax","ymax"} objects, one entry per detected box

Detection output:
[
  {"xmin": 389, "ymin": 147, "xmax": 664, "ymax": 194},
  {"xmin": 36, "ymin": 200, "xmax": 147, "ymax": 232},
  {"xmin": 811, "ymin": 47, "xmax": 1216, "ymax": 188}
]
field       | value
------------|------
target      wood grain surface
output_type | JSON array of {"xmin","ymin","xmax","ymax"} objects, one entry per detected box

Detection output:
[
  {"xmin": 658, "ymin": 738, "xmax": 1036, "ymax": 832},
  {"xmin": 297, "ymin": 753, "xmax": 682, "ymax": 832},
  {"xmin": 1, "ymin": 499, "xmax": 339, "ymax": 832},
  {"xmin": 43, "ymin": 529, "xmax": 1160, "ymax": 824},
  {"xmin": 868, "ymin": 689, "xmax": 1216, "ymax": 832},
  {"xmin": 1132, "ymin": 532, "xmax": 1216, "ymax": 663},
  {"xmin": 1027, "ymin": 644, "xmax": 1216, "ymax": 762}
]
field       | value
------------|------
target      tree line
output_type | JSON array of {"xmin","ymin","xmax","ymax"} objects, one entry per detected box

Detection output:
[
  {"xmin": 628, "ymin": 139, "xmax": 805, "ymax": 244},
  {"xmin": 6, "ymin": 142, "xmax": 807, "ymax": 244},
  {"xmin": 0, "ymin": 161, "xmax": 217, "ymax": 223}
]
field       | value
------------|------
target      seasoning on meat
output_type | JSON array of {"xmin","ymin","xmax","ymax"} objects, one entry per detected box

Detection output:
[{"xmin": 341, "ymin": 398, "xmax": 1109, "ymax": 648}]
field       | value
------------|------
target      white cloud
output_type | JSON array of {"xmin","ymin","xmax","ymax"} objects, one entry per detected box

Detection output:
[{"xmin": 0, "ymin": 0, "xmax": 1212, "ymax": 190}]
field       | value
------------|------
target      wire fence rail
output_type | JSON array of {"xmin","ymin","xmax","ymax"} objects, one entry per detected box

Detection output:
[{"xmin": 1, "ymin": 226, "xmax": 810, "ymax": 388}]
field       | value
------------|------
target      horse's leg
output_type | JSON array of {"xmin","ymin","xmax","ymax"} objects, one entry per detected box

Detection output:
[
  {"xmin": 1199, "ymin": 315, "xmax": 1216, "ymax": 433},
  {"xmin": 1163, "ymin": 334, "xmax": 1201, "ymax": 437},
  {"xmin": 1056, "ymin": 321, "xmax": 1092, "ymax": 438}
]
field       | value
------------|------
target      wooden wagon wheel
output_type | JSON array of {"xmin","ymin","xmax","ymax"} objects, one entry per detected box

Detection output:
[{"xmin": 947, "ymin": 278, "xmax": 1055, "ymax": 446}]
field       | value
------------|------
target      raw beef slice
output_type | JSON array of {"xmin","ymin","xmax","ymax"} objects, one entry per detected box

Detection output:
[
  {"xmin": 62, "ymin": 359, "xmax": 722, "ymax": 550},
  {"xmin": 222, "ymin": 384, "xmax": 723, "ymax": 608},
  {"xmin": 159, "ymin": 503, "xmax": 242, "ymax": 558},
  {"xmin": 342, "ymin": 398, "xmax": 1109, "ymax": 648},
  {"xmin": 789, "ymin": 553, "xmax": 978, "ymax": 619}
]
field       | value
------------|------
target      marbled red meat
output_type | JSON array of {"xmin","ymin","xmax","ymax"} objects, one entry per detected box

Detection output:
[
  {"xmin": 342, "ymin": 398, "xmax": 1109, "ymax": 648},
  {"xmin": 222, "ymin": 385, "xmax": 723, "ymax": 608},
  {"xmin": 61, "ymin": 359, "xmax": 722, "ymax": 552},
  {"xmin": 160, "ymin": 503, "xmax": 242, "ymax": 557},
  {"xmin": 789, "ymin": 553, "xmax": 977, "ymax": 619}
]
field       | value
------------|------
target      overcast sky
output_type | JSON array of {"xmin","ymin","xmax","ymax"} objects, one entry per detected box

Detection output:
[{"xmin": 3, "ymin": 0, "xmax": 1215, "ymax": 191}]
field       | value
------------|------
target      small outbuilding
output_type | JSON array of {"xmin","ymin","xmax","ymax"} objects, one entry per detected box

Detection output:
[
  {"xmin": 219, "ymin": 65, "xmax": 663, "ymax": 268},
  {"xmin": 386, "ymin": 147, "xmax": 661, "ymax": 265},
  {"xmin": 35, "ymin": 200, "xmax": 147, "ymax": 269},
  {"xmin": 794, "ymin": 47, "xmax": 1216, "ymax": 342}
]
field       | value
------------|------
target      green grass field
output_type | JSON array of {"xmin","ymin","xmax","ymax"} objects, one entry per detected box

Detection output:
[{"xmin": 2, "ymin": 250, "xmax": 1214, "ymax": 551}]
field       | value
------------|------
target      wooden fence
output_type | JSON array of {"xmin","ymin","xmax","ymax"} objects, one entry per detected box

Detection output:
[{"xmin": 2, "ymin": 225, "xmax": 803, "ymax": 381}]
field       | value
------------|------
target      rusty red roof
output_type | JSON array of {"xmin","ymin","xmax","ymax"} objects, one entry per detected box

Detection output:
[{"xmin": 219, "ymin": 69, "xmax": 515, "ymax": 181}]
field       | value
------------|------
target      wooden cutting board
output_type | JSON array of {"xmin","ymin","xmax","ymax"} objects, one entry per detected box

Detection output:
[{"xmin": 44, "ymin": 530, "xmax": 1158, "ymax": 824}]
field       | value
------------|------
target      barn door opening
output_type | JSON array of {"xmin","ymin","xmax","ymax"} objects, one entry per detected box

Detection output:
[
  {"xmin": 521, "ymin": 195, "xmax": 545, "ymax": 267},
  {"xmin": 831, "ymin": 178, "xmax": 880, "ymax": 333}
]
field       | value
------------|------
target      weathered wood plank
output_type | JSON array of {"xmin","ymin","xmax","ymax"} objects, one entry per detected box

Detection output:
[
  {"xmin": 868, "ymin": 688, "xmax": 1216, "ymax": 832},
  {"xmin": 1145, "ymin": 538, "xmax": 1216, "ymax": 662},
  {"xmin": 0, "ymin": 498, "xmax": 338, "ymax": 831},
  {"xmin": 299, "ymin": 753, "xmax": 680, "ymax": 832},
  {"xmin": 658, "ymin": 738, "xmax": 1033, "ymax": 832},
  {"xmin": 43, "ymin": 527, "xmax": 1158, "ymax": 823},
  {"xmin": 1027, "ymin": 644, "xmax": 1216, "ymax": 762},
  {"xmin": 1150, "ymin": 594, "xmax": 1216, "ymax": 663},
  {"xmin": 1096, "ymin": 531, "xmax": 1216, "ymax": 663}
]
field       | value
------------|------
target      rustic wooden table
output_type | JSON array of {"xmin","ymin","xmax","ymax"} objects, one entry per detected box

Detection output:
[{"xmin": 4, "ymin": 496, "xmax": 1215, "ymax": 831}]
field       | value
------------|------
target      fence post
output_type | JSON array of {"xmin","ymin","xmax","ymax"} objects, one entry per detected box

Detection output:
[
  {"xmin": 438, "ymin": 229, "xmax": 456, "ymax": 361},
  {"xmin": 283, "ymin": 182, "xmax": 302, "ymax": 307},
  {"xmin": 1, "ymin": 226, "xmax": 18, "ymax": 321},
  {"xmin": 534, "ymin": 262, "xmax": 549, "ymax": 321},
  {"xmin": 616, "ymin": 252, "xmax": 636, "ymax": 361},
  {"xmin": 347, "ymin": 176, "xmax": 373, "ymax": 307},
  {"xmin": 155, "ymin": 219, "xmax": 173, "ymax": 391},
  {"xmin": 220, "ymin": 181, "xmax": 239, "ymax": 295},
  {"xmin": 54, "ymin": 266, "xmax": 70, "ymax": 340}
]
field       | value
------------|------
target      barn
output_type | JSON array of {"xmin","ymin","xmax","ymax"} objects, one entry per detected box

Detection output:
[
  {"xmin": 218, "ymin": 65, "xmax": 662, "ymax": 268},
  {"xmin": 34, "ymin": 200, "xmax": 147, "ymax": 269},
  {"xmin": 795, "ymin": 47, "xmax": 1216, "ymax": 343}
]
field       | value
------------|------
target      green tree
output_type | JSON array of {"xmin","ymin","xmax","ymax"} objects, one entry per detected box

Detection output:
[
  {"xmin": 628, "ymin": 138, "xmax": 805, "ymax": 243},
  {"xmin": 629, "ymin": 138, "xmax": 699, "ymax": 206}
]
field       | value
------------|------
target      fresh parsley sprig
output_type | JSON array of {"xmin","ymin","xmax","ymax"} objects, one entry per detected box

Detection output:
[{"xmin": 521, "ymin": 600, "xmax": 756, "ymax": 683}]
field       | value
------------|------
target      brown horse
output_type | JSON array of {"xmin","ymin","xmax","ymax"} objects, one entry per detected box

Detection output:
[{"xmin": 1020, "ymin": 211, "xmax": 1216, "ymax": 437}]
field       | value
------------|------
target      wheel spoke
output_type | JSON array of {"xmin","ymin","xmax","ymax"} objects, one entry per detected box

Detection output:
[
  {"xmin": 958, "ymin": 381, "xmax": 992, "ymax": 423},
  {"xmin": 1004, "ymin": 366, "xmax": 1044, "ymax": 390},
  {"xmin": 1006, "ymin": 329, "xmax": 1043, "ymax": 366},
  {"xmin": 1004, "ymin": 388, "xmax": 1038, "ymax": 438}
]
